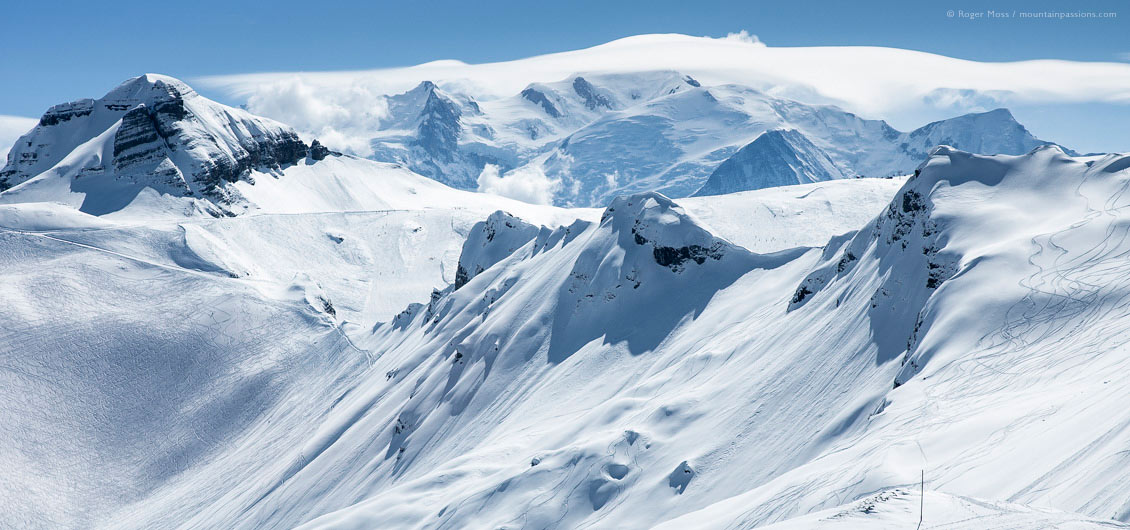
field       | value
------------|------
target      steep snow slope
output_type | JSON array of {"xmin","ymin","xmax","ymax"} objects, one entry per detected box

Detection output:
[
  {"xmin": 0, "ymin": 139, "xmax": 592, "ymax": 323},
  {"xmin": 8, "ymin": 74, "xmax": 1130, "ymax": 530},
  {"xmin": 0, "ymin": 174, "xmax": 592, "ymax": 528},
  {"xmin": 136, "ymin": 146, "xmax": 1130, "ymax": 529},
  {"xmin": 673, "ymin": 145, "xmax": 1130, "ymax": 527},
  {"xmin": 35, "ymin": 146, "xmax": 1123, "ymax": 530},
  {"xmin": 693, "ymin": 129, "xmax": 848, "ymax": 196},
  {"xmin": 0, "ymin": 169, "xmax": 903, "ymax": 528},
  {"xmin": 0, "ymin": 218, "xmax": 366, "ymax": 528},
  {"xmin": 0, "ymin": 82, "xmax": 592, "ymax": 322}
]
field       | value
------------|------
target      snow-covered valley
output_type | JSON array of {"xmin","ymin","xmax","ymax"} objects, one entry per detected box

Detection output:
[{"xmin": 3, "ymin": 65, "xmax": 1130, "ymax": 530}]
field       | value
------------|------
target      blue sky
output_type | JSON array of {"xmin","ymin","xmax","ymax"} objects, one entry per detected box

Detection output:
[{"xmin": 2, "ymin": 0, "xmax": 1128, "ymax": 151}]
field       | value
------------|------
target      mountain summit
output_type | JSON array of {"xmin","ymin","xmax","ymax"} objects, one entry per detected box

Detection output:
[
  {"xmin": 694, "ymin": 108, "xmax": 1056, "ymax": 196},
  {"xmin": 0, "ymin": 74, "xmax": 314, "ymax": 215}
]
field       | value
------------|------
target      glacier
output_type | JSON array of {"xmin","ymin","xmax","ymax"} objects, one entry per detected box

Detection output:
[{"xmin": 341, "ymin": 73, "xmax": 1057, "ymax": 206}]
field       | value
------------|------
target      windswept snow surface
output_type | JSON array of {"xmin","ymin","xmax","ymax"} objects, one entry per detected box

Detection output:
[
  {"xmin": 717, "ymin": 489, "xmax": 1128, "ymax": 530},
  {"xmin": 6, "ymin": 77, "xmax": 1130, "ymax": 530},
  {"xmin": 0, "ymin": 149, "xmax": 904, "ymax": 527},
  {"xmin": 274, "ymin": 146, "xmax": 1130, "ymax": 529},
  {"xmin": 6, "ymin": 146, "xmax": 1128, "ymax": 529},
  {"xmin": 678, "ymin": 177, "xmax": 906, "ymax": 253}
]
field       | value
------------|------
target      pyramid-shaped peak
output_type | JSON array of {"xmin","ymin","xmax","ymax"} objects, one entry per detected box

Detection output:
[{"xmin": 101, "ymin": 74, "xmax": 197, "ymax": 106}]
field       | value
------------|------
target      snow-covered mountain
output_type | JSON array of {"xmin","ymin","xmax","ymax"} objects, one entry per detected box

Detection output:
[
  {"xmin": 0, "ymin": 74, "xmax": 316, "ymax": 216},
  {"xmin": 695, "ymin": 108, "xmax": 1053, "ymax": 196},
  {"xmin": 268, "ymin": 146, "xmax": 1130, "ymax": 530},
  {"xmin": 0, "ymin": 75, "xmax": 589, "ymax": 223},
  {"xmin": 360, "ymin": 73, "xmax": 1057, "ymax": 206},
  {"xmin": 5, "ymin": 74, "xmax": 1130, "ymax": 530},
  {"xmin": 693, "ymin": 129, "xmax": 848, "ymax": 195}
]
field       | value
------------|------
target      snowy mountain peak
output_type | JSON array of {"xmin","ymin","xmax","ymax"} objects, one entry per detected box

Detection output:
[
  {"xmin": 454, "ymin": 210, "xmax": 542, "ymax": 290},
  {"xmin": 0, "ymin": 74, "xmax": 321, "ymax": 215},
  {"xmin": 571, "ymin": 76, "xmax": 616, "ymax": 110},
  {"xmin": 417, "ymin": 83, "xmax": 463, "ymax": 154},
  {"xmin": 904, "ymin": 107, "xmax": 1055, "ymax": 158},
  {"xmin": 693, "ymin": 129, "xmax": 847, "ymax": 196},
  {"xmin": 600, "ymin": 191, "xmax": 752, "ymax": 274},
  {"xmin": 100, "ymin": 73, "xmax": 197, "ymax": 107},
  {"xmin": 413, "ymin": 79, "xmax": 438, "ymax": 94},
  {"xmin": 686, "ymin": 105, "xmax": 1064, "ymax": 197},
  {"xmin": 790, "ymin": 145, "xmax": 1090, "ymax": 383},
  {"xmin": 356, "ymin": 67, "xmax": 1066, "ymax": 205}
]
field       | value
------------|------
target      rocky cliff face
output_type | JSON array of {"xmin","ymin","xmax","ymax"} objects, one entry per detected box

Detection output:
[
  {"xmin": 1, "ymin": 74, "xmax": 319, "ymax": 213},
  {"xmin": 572, "ymin": 77, "xmax": 615, "ymax": 111},
  {"xmin": 521, "ymin": 87, "xmax": 563, "ymax": 118},
  {"xmin": 308, "ymin": 139, "xmax": 340, "ymax": 161},
  {"xmin": 416, "ymin": 85, "xmax": 463, "ymax": 162}
]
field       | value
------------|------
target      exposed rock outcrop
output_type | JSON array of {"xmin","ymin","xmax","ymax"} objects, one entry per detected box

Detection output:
[
  {"xmin": 308, "ymin": 139, "xmax": 340, "ymax": 161},
  {"xmin": 1, "ymin": 74, "xmax": 309, "ymax": 210}
]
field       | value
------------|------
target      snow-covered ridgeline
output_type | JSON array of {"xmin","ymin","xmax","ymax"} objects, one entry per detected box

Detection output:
[
  {"xmin": 242, "ymin": 146, "xmax": 1130, "ymax": 529},
  {"xmin": 3, "ymin": 72, "xmax": 1129, "ymax": 530}
]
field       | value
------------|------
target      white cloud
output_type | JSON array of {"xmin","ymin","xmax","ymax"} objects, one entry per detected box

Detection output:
[
  {"xmin": 239, "ymin": 77, "xmax": 390, "ymax": 157},
  {"xmin": 920, "ymin": 88, "xmax": 1013, "ymax": 113},
  {"xmin": 476, "ymin": 164, "xmax": 559, "ymax": 205},
  {"xmin": 720, "ymin": 30, "xmax": 766, "ymax": 46},
  {"xmin": 1117, "ymin": 52, "xmax": 1130, "ymax": 62},
  {"xmin": 0, "ymin": 115, "xmax": 39, "ymax": 161},
  {"xmin": 197, "ymin": 33, "xmax": 1130, "ymax": 145}
]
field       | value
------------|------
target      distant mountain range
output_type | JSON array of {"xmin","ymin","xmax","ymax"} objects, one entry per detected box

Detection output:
[
  {"xmin": 0, "ymin": 75, "xmax": 572, "ymax": 222},
  {"xmin": 2, "ymin": 74, "xmax": 1061, "ymax": 213},
  {"xmin": 361, "ymin": 72, "xmax": 1061, "ymax": 206}
]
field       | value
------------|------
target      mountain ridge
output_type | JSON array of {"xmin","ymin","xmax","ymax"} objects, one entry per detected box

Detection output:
[
  {"xmin": 358, "ymin": 72, "xmax": 1064, "ymax": 206},
  {"xmin": 695, "ymin": 107, "xmax": 1060, "ymax": 196},
  {"xmin": 0, "ymin": 74, "xmax": 318, "ymax": 216}
]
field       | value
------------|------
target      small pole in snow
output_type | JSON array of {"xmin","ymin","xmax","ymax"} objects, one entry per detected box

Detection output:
[{"xmin": 916, "ymin": 469, "xmax": 925, "ymax": 530}]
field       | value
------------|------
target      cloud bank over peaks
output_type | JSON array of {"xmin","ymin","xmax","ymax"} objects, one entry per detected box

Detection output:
[
  {"xmin": 196, "ymin": 33, "xmax": 1130, "ymax": 155},
  {"xmin": 476, "ymin": 163, "xmax": 560, "ymax": 205},
  {"xmin": 240, "ymin": 76, "xmax": 392, "ymax": 156}
]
